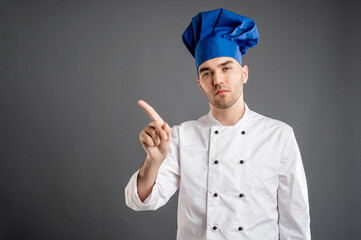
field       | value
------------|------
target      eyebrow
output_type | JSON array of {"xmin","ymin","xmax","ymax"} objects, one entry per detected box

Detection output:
[
  {"xmin": 198, "ymin": 60, "xmax": 235, "ymax": 74},
  {"xmin": 199, "ymin": 67, "xmax": 210, "ymax": 74},
  {"xmin": 218, "ymin": 60, "xmax": 234, "ymax": 67}
]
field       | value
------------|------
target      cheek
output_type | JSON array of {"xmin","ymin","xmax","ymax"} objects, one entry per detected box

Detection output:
[
  {"xmin": 201, "ymin": 82, "xmax": 212, "ymax": 91},
  {"xmin": 229, "ymin": 73, "xmax": 243, "ymax": 86},
  {"xmin": 199, "ymin": 82, "xmax": 210, "ymax": 95}
]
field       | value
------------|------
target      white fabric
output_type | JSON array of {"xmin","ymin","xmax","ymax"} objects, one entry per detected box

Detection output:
[{"xmin": 125, "ymin": 102, "xmax": 311, "ymax": 240}]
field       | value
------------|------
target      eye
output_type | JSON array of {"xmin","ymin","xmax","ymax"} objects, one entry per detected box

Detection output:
[
  {"xmin": 202, "ymin": 72, "xmax": 211, "ymax": 78},
  {"xmin": 223, "ymin": 67, "xmax": 231, "ymax": 71}
]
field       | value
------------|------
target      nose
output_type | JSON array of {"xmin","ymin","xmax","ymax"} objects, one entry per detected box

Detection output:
[{"xmin": 213, "ymin": 70, "xmax": 223, "ymax": 85}]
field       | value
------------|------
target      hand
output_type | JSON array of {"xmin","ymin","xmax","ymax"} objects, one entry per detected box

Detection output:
[{"xmin": 138, "ymin": 100, "xmax": 172, "ymax": 164}]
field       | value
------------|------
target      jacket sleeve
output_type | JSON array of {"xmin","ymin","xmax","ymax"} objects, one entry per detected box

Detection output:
[
  {"xmin": 278, "ymin": 129, "xmax": 311, "ymax": 239},
  {"xmin": 124, "ymin": 125, "xmax": 180, "ymax": 211}
]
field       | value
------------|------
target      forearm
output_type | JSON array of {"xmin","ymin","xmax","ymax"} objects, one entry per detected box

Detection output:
[{"xmin": 137, "ymin": 156, "xmax": 162, "ymax": 202}]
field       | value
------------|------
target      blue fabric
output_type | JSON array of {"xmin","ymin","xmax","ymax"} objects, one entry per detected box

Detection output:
[{"xmin": 182, "ymin": 8, "xmax": 259, "ymax": 71}]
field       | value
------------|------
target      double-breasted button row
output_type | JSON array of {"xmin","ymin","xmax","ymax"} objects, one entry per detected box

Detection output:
[
  {"xmin": 210, "ymin": 192, "xmax": 245, "ymax": 198},
  {"xmin": 212, "ymin": 226, "xmax": 244, "ymax": 231},
  {"xmin": 210, "ymin": 128, "xmax": 247, "ymax": 234},
  {"xmin": 213, "ymin": 159, "xmax": 245, "ymax": 164},
  {"xmin": 214, "ymin": 130, "xmax": 246, "ymax": 134}
]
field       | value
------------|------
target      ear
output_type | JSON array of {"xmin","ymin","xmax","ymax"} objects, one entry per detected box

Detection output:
[
  {"xmin": 242, "ymin": 65, "xmax": 249, "ymax": 84},
  {"xmin": 197, "ymin": 78, "xmax": 205, "ymax": 94}
]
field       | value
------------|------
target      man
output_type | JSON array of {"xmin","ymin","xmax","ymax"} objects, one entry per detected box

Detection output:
[{"xmin": 125, "ymin": 8, "xmax": 311, "ymax": 240}]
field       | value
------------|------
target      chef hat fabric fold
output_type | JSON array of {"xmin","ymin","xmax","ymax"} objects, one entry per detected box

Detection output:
[{"xmin": 182, "ymin": 8, "xmax": 259, "ymax": 71}]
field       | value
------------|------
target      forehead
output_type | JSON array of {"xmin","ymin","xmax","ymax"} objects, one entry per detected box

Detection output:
[{"xmin": 198, "ymin": 57, "xmax": 238, "ymax": 71}]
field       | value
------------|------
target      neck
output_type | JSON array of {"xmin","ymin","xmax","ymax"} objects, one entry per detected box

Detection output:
[{"xmin": 210, "ymin": 97, "xmax": 245, "ymax": 126}]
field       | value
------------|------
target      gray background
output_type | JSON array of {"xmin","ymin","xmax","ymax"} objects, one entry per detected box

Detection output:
[{"xmin": 1, "ymin": 0, "xmax": 360, "ymax": 239}]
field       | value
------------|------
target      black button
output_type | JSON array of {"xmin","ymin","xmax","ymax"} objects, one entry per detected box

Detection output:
[
  {"xmin": 239, "ymin": 193, "xmax": 244, "ymax": 198},
  {"xmin": 213, "ymin": 193, "xmax": 218, "ymax": 197},
  {"xmin": 215, "ymin": 130, "xmax": 219, "ymax": 134},
  {"xmin": 241, "ymin": 131, "xmax": 246, "ymax": 135},
  {"xmin": 238, "ymin": 226, "xmax": 243, "ymax": 231},
  {"xmin": 214, "ymin": 160, "xmax": 219, "ymax": 164},
  {"xmin": 239, "ymin": 160, "xmax": 245, "ymax": 164},
  {"xmin": 213, "ymin": 226, "xmax": 218, "ymax": 230}
]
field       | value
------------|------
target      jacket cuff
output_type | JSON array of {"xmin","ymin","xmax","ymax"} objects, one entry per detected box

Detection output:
[{"xmin": 125, "ymin": 170, "xmax": 156, "ymax": 209}]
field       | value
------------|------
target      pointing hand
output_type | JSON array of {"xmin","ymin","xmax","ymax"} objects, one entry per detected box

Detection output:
[{"xmin": 138, "ymin": 100, "xmax": 172, "ymax": 164}]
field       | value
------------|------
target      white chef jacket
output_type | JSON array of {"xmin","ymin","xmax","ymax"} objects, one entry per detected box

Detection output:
[{"xmin": 125, "ymin": 102, "xmax": 311, "ymax": 240}]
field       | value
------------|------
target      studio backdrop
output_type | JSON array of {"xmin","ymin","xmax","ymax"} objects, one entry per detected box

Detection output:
[{"xmin": 0, "ymin": 1, "xmax": 360, "ymax": 240}]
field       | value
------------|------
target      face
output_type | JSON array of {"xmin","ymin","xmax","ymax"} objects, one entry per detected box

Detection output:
[{"xmin": 197, "ymin": 57, "xmax": 248, "ymax": 109}]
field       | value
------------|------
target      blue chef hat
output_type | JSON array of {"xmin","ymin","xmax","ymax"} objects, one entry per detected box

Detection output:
[{"xmin": 182, "ymin": 8, "xmax": 259, "ymax": 71}]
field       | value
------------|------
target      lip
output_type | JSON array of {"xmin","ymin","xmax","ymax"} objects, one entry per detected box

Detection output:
[{"xmin": 215, "ymin": 90, "xmax": 229, "ymax": 95}]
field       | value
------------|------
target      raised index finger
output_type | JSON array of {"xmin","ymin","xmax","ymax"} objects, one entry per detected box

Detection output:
[{"xmin": 137, "ymin": 100, "xmax": 164, "ymax": 123}]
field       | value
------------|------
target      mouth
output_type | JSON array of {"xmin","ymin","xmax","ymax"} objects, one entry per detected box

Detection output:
[{"xmin": 215, "ymin": 90, "xmax": 229, "ymax": 96}]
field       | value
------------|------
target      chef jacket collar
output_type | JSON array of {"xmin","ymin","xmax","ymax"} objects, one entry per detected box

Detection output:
[{"xmin": 206, "ymin": 101, "xmax": 250, "ymax": 127}]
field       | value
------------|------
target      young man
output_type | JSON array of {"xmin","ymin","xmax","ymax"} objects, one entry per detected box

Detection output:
[{"xmin": 125, "ymin": 8, "xmax": 311, "ymax": 240}]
